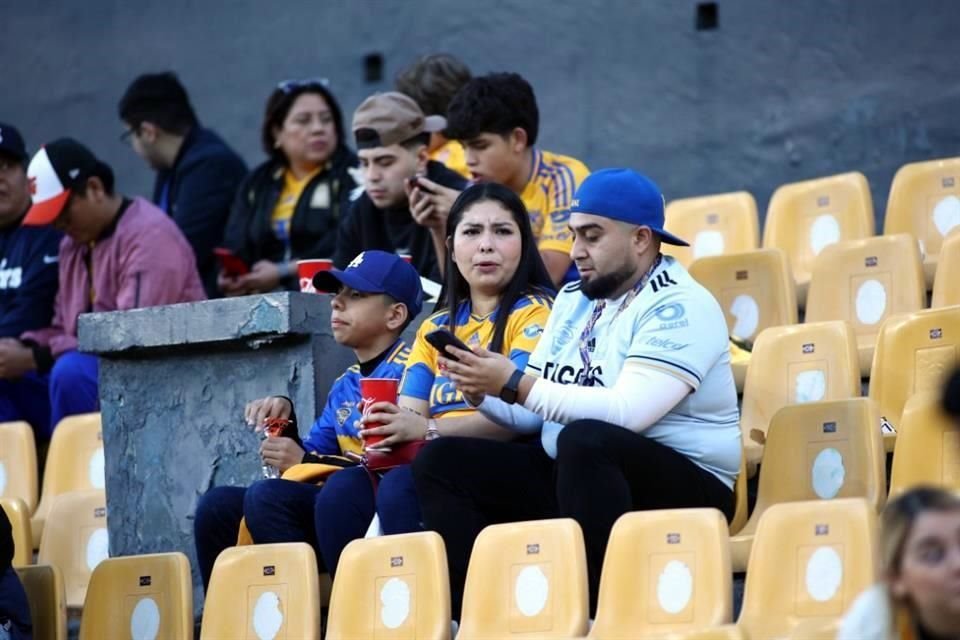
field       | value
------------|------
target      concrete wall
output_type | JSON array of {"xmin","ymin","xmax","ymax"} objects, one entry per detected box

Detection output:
[{"xmin": 5, "ymin": 0, "xmax": 959, "ymax": 229}]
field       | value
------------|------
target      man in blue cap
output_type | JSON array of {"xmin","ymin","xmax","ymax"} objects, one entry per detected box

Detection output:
[
  {"xmin": 193, "ymin": 250, "xmax": 423, "ymax": 591},
  {"xmin": 414, "ymin": 168, "xmax": 741, "ymax": 617}
]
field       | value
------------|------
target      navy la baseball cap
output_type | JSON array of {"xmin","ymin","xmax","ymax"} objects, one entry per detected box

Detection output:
[
  {"xmin": 570, "ymin": 168, "xmax": 689, "ymax": 246},
  {"xmin": 314, "ymin": 250, "xmax": 424, "ymax": 318},
  {"xmin": 0, "ymin": 123, "xmax": 28, "ymax": 163}
]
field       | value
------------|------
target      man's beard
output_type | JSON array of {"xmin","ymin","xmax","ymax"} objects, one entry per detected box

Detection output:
[{"xmin": 580, "ymin": 261, "xmax": 637, "ymax": 300}]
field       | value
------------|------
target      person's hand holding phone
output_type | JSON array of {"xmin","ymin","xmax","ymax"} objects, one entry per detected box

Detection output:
[
  {"xmin": 407, "ymin": 176, "xmax": 460, "ymax": 231},
  {"xmin": 440, "ymin": 345, "xmax": 517, "ymax": 405}
]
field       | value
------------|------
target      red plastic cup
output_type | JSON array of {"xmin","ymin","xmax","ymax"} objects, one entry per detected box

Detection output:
[
  {"xmin": 359, "ymin": 378, "xmax": 399, "ymax": 446},
  {"xmin": 297, "ymin": 259, "xmax": 333, "ymax": 293}
]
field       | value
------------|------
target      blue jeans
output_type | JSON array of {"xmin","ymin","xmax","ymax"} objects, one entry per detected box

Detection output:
[
  {"xmin": 193, "ymin": 465, "xmax": 422, "ymax": 591},
  {"xmin": 0, "ymin": 567, "xmax": 31, "ymax": 640},
  {"xmin": 0, "ymin": 351, "xmax": 99, "ymax": 440}
]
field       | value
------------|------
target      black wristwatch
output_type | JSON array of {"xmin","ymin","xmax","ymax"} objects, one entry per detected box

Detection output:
[{"xmin": 499, "ymin": 368, "xmax": 526, "ymax": 404}]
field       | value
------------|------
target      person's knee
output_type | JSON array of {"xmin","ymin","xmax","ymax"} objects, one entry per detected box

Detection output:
[
  {"xmin": 557, "ymin": 420, "xmax": 609, "ymax": 460},
  {"xmin": 411, "ymin": 437, "xmax": 467, "ymax": 485},
  {"xmin": 243, "ymin": 479, "xmax": 284, "ymax": 531},
  {"xmin": 49, "ymin": 352, "xmax": 96, "ymax": 388}
]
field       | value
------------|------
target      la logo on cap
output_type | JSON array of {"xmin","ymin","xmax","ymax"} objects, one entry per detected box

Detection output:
[{"xmin": 348, "ymin": 253, "xmax": 365, "ymax": 269}]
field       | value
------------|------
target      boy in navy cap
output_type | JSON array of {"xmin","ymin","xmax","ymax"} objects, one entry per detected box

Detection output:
[
  {"xmin": 415, "ymin": 168, "xmax": 741, "ymax": 617},
  {"xmin": 194, "ymin": 250, "xmax": 424, "ymax": 590}
]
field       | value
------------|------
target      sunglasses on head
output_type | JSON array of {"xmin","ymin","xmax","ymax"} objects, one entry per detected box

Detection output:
[{"xmin": 276, "ymin": 77, "xmax": 330, "ymax": 94}]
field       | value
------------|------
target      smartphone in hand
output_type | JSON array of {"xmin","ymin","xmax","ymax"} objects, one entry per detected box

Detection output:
[
  {"xmin": 425, "ymin": 329, "xmax": 471, "ymax": 362},
  {"xmin": 214, "ymin": 247, "xmax": 250, "ymax": 276}
]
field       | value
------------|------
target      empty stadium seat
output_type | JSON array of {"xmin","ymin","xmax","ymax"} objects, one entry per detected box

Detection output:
[
  {"xmin": 889, "ymin": 390, "xmax": 960, "ymax": 496},
  {"xmin": 868, "ymin": 305, "xmax": 960, "ymax": 446},
  {"xmin": 0, "ymin": 420, "xmax": 38, "ymax": 514},
  {"xmin": 763, "ymin": 171, "xmax": 874, "ymax": 304},
  {"xmin": 588, "ymin": 509, "xmax": 731, "ymax": 639},
  {"xmin": 37, "ymin": 489, "xmax": 109, "ymax": 608},
  {"xmin": 932, "ymin": 229, "xmax": 960, "ymax": 307},
  {"xmin": 458, "ymin": 518, "xmax": 589, "ymax": 639},
  {"xmin": 740, "ymin": 321, "xmax": 861, "ymax": 467},
  {"xmin": 688, "ymin": 248, "xmax": 798, "ymax": 389},
  {"xmin": 663, "ymin": 191, "xmax": 760, "ymax": 267},
  {"xmin": 14, "ymin": 564, "xmax": 67, "ymax": 640},
  {"xmin": 730, "ymin": 398, "xmax": 885, "ymax": 571},
  {"xmin": 326, "ymin": 532, "xmax": 450, "ymax": 640},
  {"xmin": 806, "ymin": 234, "xmax": 926, "ymax": 376},
  {"xmin": 884, "ymin": 156, "xmax": 960, "ymax": 287},
  {"xmin": 79, "ymin": 552, "xmax": 193, "ymax": 639},
  {"xmin": 737, "ymin": 499, "xmax": 878, "ymax": 638},
  {"xmin": 1, "ymin": 497, "xmax": 33, "ymax": 567},
  {"xmin": 31, "ymin": 413, "xmax": 104, "ymax": 548},
  {"xmin": 200, "ymin": 542, "xmax": 320, "ymax": 640},
  {"xmin": 730, "ymin": 447, "xmax": 748, "ymax": 535}
]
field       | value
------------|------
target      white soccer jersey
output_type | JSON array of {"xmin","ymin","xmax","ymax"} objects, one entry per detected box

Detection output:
[{"xmin": 526, "ymin": 255, "xmax": 741, "ymax": 486}]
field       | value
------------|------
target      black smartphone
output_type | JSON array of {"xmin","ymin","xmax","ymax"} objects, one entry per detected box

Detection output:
[
  {"xmin": 425, "ymin": 329, "xmax": 470, "ymax": 362},
  {"xmin": 407, "ymin": 176, "xmax": 434, "ymax": 195}
]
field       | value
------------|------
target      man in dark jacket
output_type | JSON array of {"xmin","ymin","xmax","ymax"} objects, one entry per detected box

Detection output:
[
  {"xmin": 0, "ymin": 123, "xmax": 61, "ymax": 339},
  {"xmin": 334, "ymin": 92, "xmax": 468, "ymax": 281},
  {"xmin": 118, "ymin": 71, "xmax": 247, "ymax": 296}
]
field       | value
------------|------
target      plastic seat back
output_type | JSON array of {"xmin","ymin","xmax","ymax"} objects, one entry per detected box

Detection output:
[
  {"xmin": 738, "ymin": 499, "xmax": 878, "ymax": 638},
  {"xmin": 763, "ymin": 171, "xmax": 874, "ymax": 300},
  {"xmin": 31, "ymin": 413, "xmax": 104, "ymax": 548},
  {"xmin": 327, "ymin": 531, "xmax": 450, "ymax": 640},
  {"xmin": 868, "ymin": 305, "xmax": 960, "ymax": 435},
  {"xmin": 884, "ymin": 156, "xmax": 960, "ymax": 286},
  {"xmin": 890, "ymin": 391, "xmax": 960, "ymax": 496},
  {"xmin": 14, "ymin": 564, "xmax": 67, "ymax": 640},
  {"xmin": 932, "ymin": 229, "xmax": 960, "ymax": 307},
  {"xmin": 688, "ymin": 248, "xmax": 797, "ymax": 345},
  {"xmin": 740, "ymin": 321, "xmax": 860, "ymax": 465},
  {"xmin": 806, "ymin": 234, "xmax": 926, "ymax": 375},
  {"xmin": 663, "ymin": 191, "xmax": 760, "ymax": 267},
  {"xmin": 589, "ymin": 509, "xmax": 731, "ymax": 638},
  {"xmin": 731, "ymin": 399, "xmax": 885, "ymax": 571},
  {"xmin": 79, "ymin": 552, "xmax": 193, "ymax": 640},
  {"xmin": 36, "ymin": 489, "xmax": 109, "ymax": 608},
  {"xmin": 1, "ymin": 497, "xmax": 33, "ymax": 567},
  {"xmin": 458, "ymin": 518, "xmax": 589, "ymax": 639},
  {"xmin": 0, "ymin": 421, "xmax": 38, "ymax": 513},
  {"xmin": 200, "ymin": 542, "xmax": 320, "ymax": 640}
]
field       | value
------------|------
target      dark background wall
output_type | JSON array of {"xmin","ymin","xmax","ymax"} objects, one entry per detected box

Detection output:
[{"xmin": 4, "ymin": 0, "xmax": 959, "ymax": 229}]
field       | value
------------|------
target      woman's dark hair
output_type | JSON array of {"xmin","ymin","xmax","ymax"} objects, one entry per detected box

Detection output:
[
  {"xmin": 437, "ymin": 182, "xmax": 555, "ymax": 354},
  {"xmin": 260, "ymin": 80, "xmax": 346, "ymax": 164}
]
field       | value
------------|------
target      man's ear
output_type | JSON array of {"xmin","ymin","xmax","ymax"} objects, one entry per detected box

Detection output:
[
  {"xmin": 509, "ymin": 127, "xmax": 528, "ymax": 153},
  {"xmin": 633, "ymin": 226, "xmax": 655, "ymax": 254},
  {"xmin": 386, "ymin": 302, "xmax": 409, "ymax": 332},
  {"xmin": 138, "ymin": 121, "xmax": 160, "ymax": 143},
  {"xmin": 85, "ymin": 175, "xmax": 107, "ymax": 202}
]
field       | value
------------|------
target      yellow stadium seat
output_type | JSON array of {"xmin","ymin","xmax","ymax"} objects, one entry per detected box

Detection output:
[
  {"xmin": 730, "ymin": 398, "xmax": 885, "ymax": 571},
  {"xmin": 737, "ymin": 498, "xmax": 878, "ymax": 638},
  {"xmin": 31, "ymin": 413, "xmax": 104, "ymax": 548},
  {"xmin": 806, "ymin": 234, "xmax": 926, "ymax": 376},
  {"xmin": 729, "ymin": 447, "xmax": 748, "ymax": 536},
  {"xmin": 663, "ymin": 191, "xmax": 760, "ymax": 268},
  {"xmin": 588, "ymin": 509, "xmax": 731, "ymax": 639},
  {"xmin": 0, "ymin": 421, "xmax": 38, "ymax": 515},
  {"xmin": 688, "ymin": 249, "xmax": 798, "ymax": 390},
  {"xmin": 740, "ymin": 321, "xmax": 860, "ymax": 468},
  {"xmin": 932, "ymin": 229, "xmax": 960, "ymax": 307},
  {"xmin": 14, "ymin": 564, "xmax": 67, "ymax": 640},
  {"xmin": 889, "ymin": 390, "xmax": 960, "ymax": 497},
  {"xmin": 868, "ymin": 305, "xmax": 960, "ymax": 449},
  {"xmin": 37, "ymin": 489, "xmax": 108, "ymax": 608},
  {"xmin": 884, "ymin": 156, "xmax": 960, "ymax": 287},
  {"xmin": 200, "ymin": 542, "xmax": 320, "ymax": 640},
  {"xmin": 1, "ymin": 497, "xmax": 33, "ymax": 567},
  {"xmin": 763, "ymin": 171, "xmax": 874, "ymax": 304},
  {"xmin": 458, "ymin": 518, "xmax": 589, "ymax": 639},
  {"xmin": 79, "ymin": 552, "xmax": 193, "ymax": 640},
  {"xmin": 326, "ymin": 532, "xmax": 450, "ymax": 640}
]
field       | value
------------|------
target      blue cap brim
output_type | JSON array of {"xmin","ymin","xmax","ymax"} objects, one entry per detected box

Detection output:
[
  {"xmin": 312, "ymin": 268, "xmax": 385, "ymax": 294},
  {"xmin": 654, "ymin": 228, "xmax": 690, "ymax": 247}
]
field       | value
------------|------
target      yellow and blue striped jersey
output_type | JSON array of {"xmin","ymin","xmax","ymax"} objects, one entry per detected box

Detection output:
[
  {"xmin": 400, "ymin": 293, "xmax": 552, "ymax": 418},
  {"xmin": 303, "ymin": 340, "xmax": 409, "ymax": 456},
  {"xmin": 520, "ymin": 149, "xmax": 590, "ymax": 255},
  {"xmin": 429, "ymin": 140, "xmax": 470, "ymax": 179}
]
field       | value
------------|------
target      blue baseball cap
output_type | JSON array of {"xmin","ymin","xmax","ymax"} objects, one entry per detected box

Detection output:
[
  {"xmin": 313, "ymin": 250, "xmax": 424, "ymax": 318},
  {"xmin": 570, "ymin": 168, "xmax": 689, "ymax": 246}
]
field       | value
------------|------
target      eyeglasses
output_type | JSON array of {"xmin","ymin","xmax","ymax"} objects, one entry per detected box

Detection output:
[
  {"xmin": 119, "ymin": 125, "xmax": 141, "ymax": 144},
  {"xmin": 276, "ymin": 77, "xmax": 330, "ymax": 94}
]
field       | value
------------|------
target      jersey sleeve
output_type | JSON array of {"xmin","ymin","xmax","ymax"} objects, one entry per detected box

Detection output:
[
  {"xmin": 538, "ymin": 160, "xmax": 590, "ymax": 255},
  {"xmin": 399, "ymin": 316, "xmax": 439, "ymax": 401},
  {"xmin": 627, "ymin": 288, "xmax": 728, "ymax": 391},
  {"xmin": 302, "ymin": 376, "xmax": 350, "ymax": 455},
  {"xmin": 503, "ymin": 296, "xmax": 553, "ymax": 371}
]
